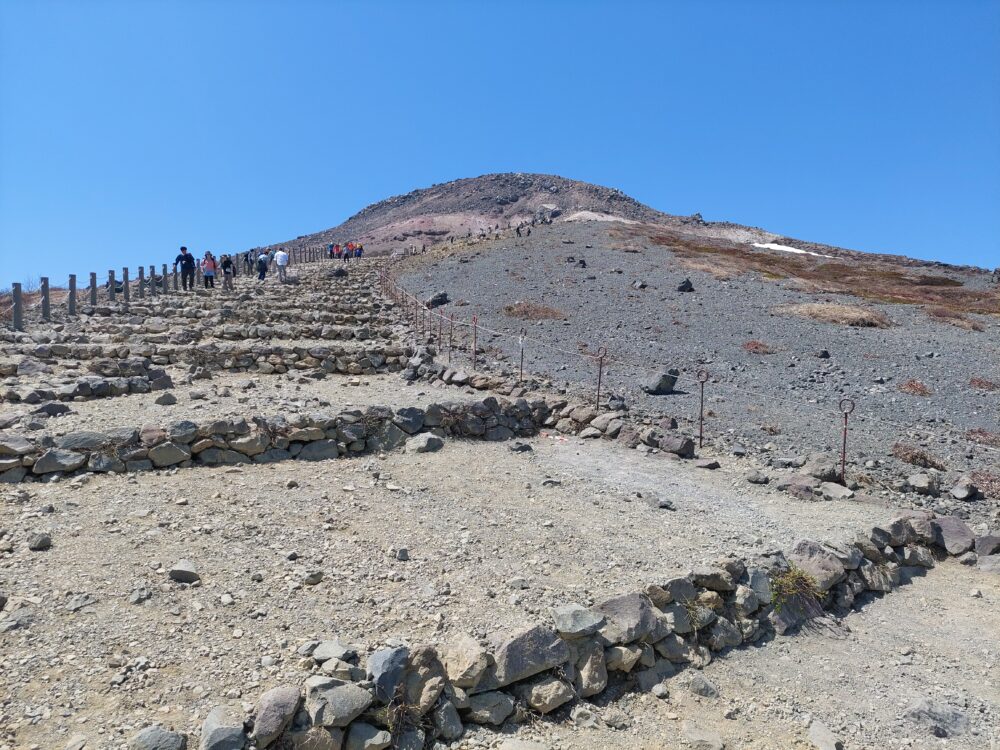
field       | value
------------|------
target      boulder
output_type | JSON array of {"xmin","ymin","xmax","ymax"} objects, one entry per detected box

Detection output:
[
  {"xmin": 491, "ymin": 625, "xmax": 569, "ymax": 686},
  {"xmin": 442, "ymin": 634, "xmax": 489, "ymax": 689},
  {"xmin": 513, "ymin": 675, "xmax": 574, "ymax": 714},
  {"xmin": 593, "ymin": 593, "xmax": 659, "ymax": 643},
  {"xmin": 904, "ymin": 697, "xmax": 969, "ymax": 737},
  {"xmin": 253, "ymin": 685, "xmax": 300, "ymax": 747},
  {"xmin": 551, "ymin": 604, "xmax": 604, "ymax": 638},
  {"xmin": 933, "ymin": 516, "xmax": 974, "ymax": 555},
  {"xmin": 367, "ymin": 646, "xmax": 409, "ymax": 703},
  {"xmin": 641, "ymin": 369, "xmax": 679, "ymax": 395},
  {"xmin": 464, "ymin": 691, "xmax": 514, "ymax": 725},
  {"xmin": 305, "ymin": 677, "xmax": 373, "ymax": 728},
  {"xmin": 198, "ymin": 706, "xmax": 246, "ymax": 750},
  {"xmin": 344, "ymin": 722, "xmax": 391, "ymax": 750},
  {"xmin": 128, "ymin": 726, "xmax": 187, "ymax": 750},
  {"xmin": 32, "ymin": 449, "xmax": 86, "ymax": 474},
  {"xmin": 788, "ymin": 539, "xmax": 846, "ymax": 591},
  {"xmin": 168, "ymin": 560, "xmax": 200, "ymax": 584},
  {"xmin": 405, "ymin": 433, "xmax": 443, "ymax": 454},
  {"xmin": 148, "ymin": 441, "xmax": 191, "ymax": 468}
]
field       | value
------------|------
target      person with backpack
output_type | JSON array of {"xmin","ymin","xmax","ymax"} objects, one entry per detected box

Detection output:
[
  {"xmin": 174, "ymin": 246, "xmax": 196, "ymax": 291},
  {"xmin": 354, "ymin": 243, "xmax": 363, "ymax": 260},
  {"xmin": 256, "ymin": 253, "xmax": 268, "ymax": 281},
  {"xmin": 220, "ymin": 254, "xmax": 234, "ymax": 290},
  {"xmin": 202, "ymin": 252, "xmax": 217, "ymax": 288}
]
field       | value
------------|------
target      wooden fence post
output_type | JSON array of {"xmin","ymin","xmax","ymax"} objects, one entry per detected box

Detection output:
[
  {"xmin": 11, "ymin": 282, "xmax": 23, "ymax": 331},
  {"xmin": 108, "ymin": 270, "xmax": 116, "ymax": 302},
  {"xmin": 68, "ymin": 274, "xmax": 77, "ymax": 315},
  {"xmin": 150, "ymin": 265, "xmax": 157, "ymax": 295},
  {"xmin": 40, "ymin": 276, "xmax": 50, "ymax": 320},
  {"xmin": 163, "ymin": 264, "xmax": 170, "ymax": 294},
  {"xmin": 137, "ymin": 267, "xmax": 145, "ymax": 298},
  {"xmin": 122, "ymin": 268, "xmax": 130, "ymax": 303},
  {"xmin": 89, "ymin": 272, "xmax": 98, "ymax": 305}
]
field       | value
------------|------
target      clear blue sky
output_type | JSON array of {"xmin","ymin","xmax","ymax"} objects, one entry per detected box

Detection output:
[{"xmin": 2, "ymin": 0, "xmax": 998, "ymax": 288}]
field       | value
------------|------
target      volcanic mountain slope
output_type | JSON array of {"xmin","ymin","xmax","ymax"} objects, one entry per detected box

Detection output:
[{"xmin": 268, "ymin": 172, "xmax": 788, "ymax": 256}]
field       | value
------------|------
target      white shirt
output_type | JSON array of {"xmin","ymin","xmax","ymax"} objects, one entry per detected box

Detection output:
[{"xmin": 275, "ymin": 250, "xmax": 289, "ymax": 266}]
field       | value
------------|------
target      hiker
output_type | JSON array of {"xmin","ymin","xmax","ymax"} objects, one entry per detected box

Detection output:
[
  {"xmin": 256, "ymin": 253, "xmax": 268, "ymax": 281},
  {"xmin": 333, "ymin": 243, "xmax": 341, "ymax": 259},
  {"xmin": 174, "ymin": 246, "xmax": 196, "ymax": 291},
  {"xmin": 516, "ymin": 225, "xmax": 522, "ymax": 237},
  {"xmin": 275, "ymin": 247, "xmax": 289, "ymax": 282},
  {"xmin": 202, "ymin": 252, "xmax": 217, "ymax": 288},
  {"xmin": 220, "ymin": 254, "xmax": 234, "ymax": 290},
  {"xmin": 354, "ymin": 243, "xmax": 363, "ymax": 260}
]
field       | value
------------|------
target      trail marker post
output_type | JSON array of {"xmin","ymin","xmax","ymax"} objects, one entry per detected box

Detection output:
[
  {"xmin": 839, "ymin": 398, "xmax": 856, "ymax": 485},
  {"xmin": 697, "ymin": 369, "xmax": 710, "ymax": 447}
]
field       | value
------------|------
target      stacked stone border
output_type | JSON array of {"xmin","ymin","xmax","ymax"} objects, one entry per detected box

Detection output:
[{"xmin": 111, "ymin": 512, "xmax": 1000, "ymax": 750}]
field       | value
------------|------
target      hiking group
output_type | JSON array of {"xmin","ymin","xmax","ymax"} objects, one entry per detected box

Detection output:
[{"xmin": 172, "ymin": 243, "xmax": 363, "ymax": 291}]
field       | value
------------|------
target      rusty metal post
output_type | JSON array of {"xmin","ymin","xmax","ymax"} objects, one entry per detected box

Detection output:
[
  {"xmin": 89, "ymin": 272, "xmax": 98, "ymax": 305},
  {"xmin": 137, "ymin": 266, "xmax": 145, "ymax": 298},
  {"xmin": 68, "ymin": 274, "xmax": 77, "ymax": 315},
  {"xmin": 122, "ymin": 267, "xmax": 130, "ymax": 302},
  {"xmin": 519, "ymin": 328, "xmax": 526, "ymax": 382},
  {"xmin": 697, "ymin": 369, "xmax": 710, "ymax": 447},
  {"xmin": 472, "ymin": 314, "xmax": 479, "ymax": 370},
  {"xmin": 11, "ymin": 282, "xmax": 23, "ymax": 331},
  {"xmin": 448, "ymin": 314, "xmax": 454, "ymax": 365},
  {"xmin": 594, "ymin": 346, "xmax": 607, "ymax": 410},
  {"xmin": 40, "ymin": 277, "xmax": 50, "ymax": 320},
  {"xmin": 839, "ymin": 398, "xmax": 855, "ymax": 485}
]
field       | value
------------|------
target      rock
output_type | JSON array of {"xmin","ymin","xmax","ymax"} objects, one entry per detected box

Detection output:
[
  {"xmin": 746, "ymin": 470, "xmax": 769, "ymax": 485},
  {"xmin": 198, "ymin": 706, "xmax": 246, "ymax": 750},
  {"xmin": 367, "ymin": 646, "xmax": 409, "ymax": 703},
  {"xmin": 975, "ymin": 535, "xmax": 1000, "ymax": 556},
  {"xmin": 677, "ymin": 278, "xmax": 695, "ymax": 293},
  {"xmin": 695, "ymin": 459, "xmax": 720, "ymax": 470},
  {"xmin": 704, "ymin": 617, "xmax": 742, "ymax": 651},
  {"xmin": 901, "ymin": 545, "xmax": 934, "ymax": 568},
  {"xmin": 404, "ymin": 433, "xmax": 443, "ymax": 453},
  {"xmin": 594, "ymin": 592, "xmax": 659, "ymax": 643},
  {"xmin": 808, "ymin": 720, "xmax": 844, "ymax": 750},
  {"xmin": 32, "ymin": 448, "xmax": 86, "ymax": 474},
  {"xmin": 551, "ymin": 603, "xmax": 604, "ymax": 638},
  {"xmin": 27, "ymin": 532, "xmax": 52, "ymax": 551},
  {"xmin": 305, "ymin": 677, "xmax": 373, "ymax": 727},
  {"xmin": 464, "ymin": 691, "xmax": 514, "ymax": 725},
  {"xmin": 149, "ymin": 441, "xmax": 192, "ymax": 468},
  {"xmin": 253, "ymin": 685, "xmax": 300, "ymax": 747},
  {"xmin": 287, "ymin": 726, "xmax": 344, "ymax": 750},
  {"xmin": 605, "ymin": 644, "xmax": 642, "ymax": 672},
  {"xmin": 688, "ymin": 673, "xmax": 719, "ymax": 698},
  {"xmin": 426, "ymin": 291, "xmax": 450, "ymax": 308},
  {"xmin": 154, "ymin": 392, "xmax": 178, "ymax": 406},
  {"xmin": 950, "ymin": 477, "xmax": 979, "ymax": 501},
  {"xmin": 681, "ymin": 722, "xmax": 724, "ymax": 750},
  {"xmin": 297, "ymin": 440, "xmax": 340, "ymax": 461},
  {"xmin": 432, "ymin": 700, "xmax": 464, "ymax": 741},
  {"xmin": 641, "ymin": 369, "xmax": 679, "ymax": 395},
  {"xmin": 64, "ymin": 736, "xmax": 89, "ymax": 750},
  {"xmin": 979, "ymin": 554, "xmax": 1000, "ymax": 574},
  {"xmin": 312, "ymin": 639, "xmax": 357, "ymax": 664},
  {"xmin": 908, "ymin": 473, "xmax": 940, "ymax": 496},
  {"xmin": 691, "ymin": 567, "xmax": 735, "ymax": 592},
  {"xmin": 514, "ymin": 675, "xmax": 574, "ymax": 714},
  {"xmin": 659, "ymin": 434, "xmax": 695, "ymax": 458},
  {"xmin": 804, "ymin": 454, "xmax": 839, "ymax": 481},
  {"xmin": 168, "ymin": 559, "xmax": 200, "ymax": 584},
  {"xmin": 57, "ymin": 431, "xmax": 111, "ymax": 451},
  {"xmin": 788, "ymin": 539, "xmax": 846, "ymax": 591},
  {"xmin": 634, "ymin": 658, "xmax": 676, "ymax": 692},
  {"xmin": 819, "ymin": 482, "xmax": 854, "ymax": 501},
  {"xmin": 442, "ymin": 634, "xmax": 489, "ymax": 689},
  {"xmin": 857, "ymin": 558, "xmax": 893, "ymax": 592},
  {"xmin": 491, "ymin": 624, "xmax": 569, "ymax": 686},
  {"xmin": 344, "ymin": 722, "xmax": 391, "ymax": 750},
  {"xmin": 0, "ymin": 433, "xmax": 33, "ymax": 456},
  {"xmin": 401, "ymin": 646, "xmax": 447, "ymax": 714},
  {"xmin": 904, "ymin": 697, "xmax": 969, "ymax": 737},
  {"xmin": 128, "ymin": 726, "xmax": 187, "ymax": 750},
  {"xmin": 572, "ymin": 638, "xmax": 607, "ymax": 697},
  {"xmin": 933, "ymin": 516, "xmax": 975, "ymax": 555}
]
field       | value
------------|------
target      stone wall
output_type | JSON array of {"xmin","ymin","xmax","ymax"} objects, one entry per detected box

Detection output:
[{"xmin": 118, "ymin": 511, "xmax": 1000, "ymax": 750}]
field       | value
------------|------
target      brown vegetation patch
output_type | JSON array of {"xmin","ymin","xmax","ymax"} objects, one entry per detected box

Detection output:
[
  {"xmin": 967, "ymin": 429, "xmax": 1000, "ymax": 449},
  {"xmin": 925, "ymin": 306, "xmax": 984, "ymax": 332},
  {"xmin": 972, "ymin": 471, "xmax": 1000, "ymax": 498},
  {"xmin": 742, "ymin": 340, "xmax": 775, "ymax": 355},
  {"xmin": 502, "ymin": 301, "xmax": 567, "ymax": 321},
  {"xmin": 779, "ymin": 302, "xmax": 892, "ymax": 328},
  {"xmin": 970, "ymin": 377, "xmax": 1000, "ymax": 391},
  {"xmin": 892, "ymin": 442, "xmax": 946, "ymax": 470},
  {"xmin": 898, "ymin": 379, "xmax": 932, "ymax": 397}
]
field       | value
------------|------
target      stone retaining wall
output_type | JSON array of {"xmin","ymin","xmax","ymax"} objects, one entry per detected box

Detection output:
[
  {"xmin": 0, "ymin": 395, "xmax": 553, "ymax": 483},
  {"xmin": 114, "ymin": 512, "xmax": 999, "ymax": 750}
]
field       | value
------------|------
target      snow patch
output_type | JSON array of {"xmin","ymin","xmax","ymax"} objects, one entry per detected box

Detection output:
[
  {"xmin": 752, "ymin": 242, "xmax": 833, "ymax": 259},
  {"xmin": 563, "ymin": 210, "xmax": 638, "ymax": 225}
]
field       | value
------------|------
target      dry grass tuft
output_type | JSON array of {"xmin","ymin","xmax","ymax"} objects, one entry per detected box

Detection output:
[
  {"xmin": 502, "ymin": 301, "xmax": 567, "ymax": 321},
  {"xmin": 743, "ymin": 339, "xmax": 775, "ymax": 355},
  {"xmin": 892, "ymin": 442, "xmax": 946, "ymax": 470},
  {"xmin": 898, "ymin": 379, "xmax": 932, "ymax": 397},
  {"xmin": 970, "ymin": 377, "xmax": 1000, "ymax": 391},
  {"xmin": 967, "ymin": 429, "xmax": 1000, "ymax": 449},
  {"xmin": 925, "ymin": 306, "xmax": 984, "ymax": 332},
  {"xmin": 972, "ymin": 471, "xmax": 1000, "ymax": 498},
  {"xmin": 779, "ymin": 302, "xmax": 892, "ymax": 328}
]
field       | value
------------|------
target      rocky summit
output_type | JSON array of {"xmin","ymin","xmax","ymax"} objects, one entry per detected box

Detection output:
[{"xmin": 1, "ymin": 174, "xmax": 999, "ymax": 750}]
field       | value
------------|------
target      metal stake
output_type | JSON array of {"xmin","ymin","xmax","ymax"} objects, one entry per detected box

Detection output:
[
  {"xmin": 697, "ymin": 369, "xmax": 710, "ymax": 447},
  {"xmin": 594, "ymin": 347, "xmax": 608, "ymax": 410},
  {"xmin": 839, "ymin": 398, "xmax": 855, "ymax": 485}
]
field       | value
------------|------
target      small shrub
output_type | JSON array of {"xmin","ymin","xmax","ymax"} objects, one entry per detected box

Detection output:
[
  {"xmin": 743, "ymin": 340, "xmax": 775, "ymax": 355},
  {"xmin": 761, "ymin": 424, "xmax": 782, "ymax": 435},
  {"xmin": 891, "ymin": 442, "xmax": 946, "ymax": 471},
  {"xmin": 925, "ymin": 306, "xmax": 984, "ymax": 332},
  {"xmin": 771, "ymin": 566, "xmax": 822, "ymax": 615},
  {"xmin": 967, "ymin": 429, "xmax": 1000, "ymax": 449},
  {"xmin": 503, "ymin": 301, "xmax": 567, "ymax": 320},
  {"xmin": 898, "ymin": 379, "xmax": 932, "ymax": 396},
  {"xmin": 970, "ymin": 377, "xmax": 1000, "ymax": 391},
  {"xmin": 780, "ymin": 302, "xmax": 892, "ymax": 328}
]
